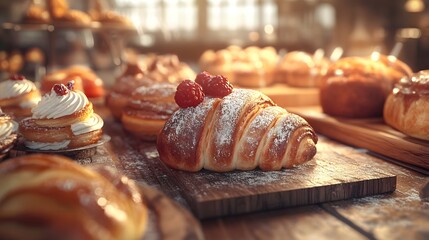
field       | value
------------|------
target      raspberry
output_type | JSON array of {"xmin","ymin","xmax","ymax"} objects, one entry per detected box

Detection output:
[
  {"xmin": 204, "ymin": 75, "xmax": 233, "ymax": 98},
  {"xmin": 9, "ymin": 74, "xmax": 25, "ymax": 80},
  {"xmin": 174, "ymin": 80, "xmax": 205, "ymax": 108},
  {"xmin": 66, "ymin": 80, "xmax": 75, "ymax": 90},
  {"xmin": 53, "ymin": 84, "xmax": 69, "ymax": 96},
  {"xmin": 195, "ymin": 71, "xmax": 212, "ymax": 91}
]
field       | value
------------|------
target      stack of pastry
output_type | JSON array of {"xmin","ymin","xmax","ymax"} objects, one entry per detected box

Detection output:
[
  {"xmin": 0, "ymin": 154, "xmax": 148, "ymax": 240},
  {"xmin": 157, "ymin": 72, "xmax": 318, "ymax": 172},
  {"xmin": 384, "ymin": 70, "xmax": 429, "ymax": 140},
  {"xmin": 122, "ymin": 83, "xmax": 178, "ymax": 141},
  {"xmin": 320, "ymin": 56, "xmax": 412, "ymax": 118},
  {"xmin": 105, "ymin": 62, "xmax": 153, "ymax": 120},
  {"xmin": 274, "ymin": 51, "xmax": 330, "ymax": 88},
  {"xmin": 20, "ymin": 82, "xmax": 103, "ymax": 150},
  {"xmin": 47, "ymin": 0, "xmax": 92, "ymax": 26},
  {"xmin": 41, "ymin": 66, "xmax": 105, "ymax": 99},
  {"xmin": 0, "ymin": 74, "xmax": 41, "ymax": 118},
  {"xmin": 0, "ymin": 108, "xmax": 18, "ymax": 159}
]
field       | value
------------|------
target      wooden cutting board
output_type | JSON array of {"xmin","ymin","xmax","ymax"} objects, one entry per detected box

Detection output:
[
  {"xmin": 257, "ymin": 84, "xmax": 320, "ymax": 107},
  {"xmin": 87, "ymin": 119, "xmax": 396, "ymax": 220},
  {"xmin": 289, "ymin": 106, "xmax": 429, "ymax": 172}
]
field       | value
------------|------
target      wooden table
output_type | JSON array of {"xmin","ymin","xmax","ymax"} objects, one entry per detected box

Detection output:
[{"xmin": 93, "ymin": 106, "xmax": 429, "ymax": 240}]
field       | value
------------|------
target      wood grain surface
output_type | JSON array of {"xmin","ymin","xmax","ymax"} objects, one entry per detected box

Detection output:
[
  {"xmin": 89, "ymin": 115, "xmax": 396, "ymax": 220},
  {"xmin": 289, "ymin": 107, "xmax": 429, "ymax": 171}
]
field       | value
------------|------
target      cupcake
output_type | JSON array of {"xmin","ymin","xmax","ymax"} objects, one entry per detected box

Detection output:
[
  {"xmin": 0, "ymin": 108, "xmax": 18, "ymax": 159},
  {"xmin": 20, "ymin": 82, "xmax": 104, "ymax": 150},
  {"xmin": 0, "ymin": 74, "xmax": 41, "ymax": 118}
]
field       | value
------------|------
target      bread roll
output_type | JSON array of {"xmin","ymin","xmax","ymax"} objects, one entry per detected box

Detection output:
[{"xmin": 384, "ymin": 71, "xmax": 429, "ymax": 140}]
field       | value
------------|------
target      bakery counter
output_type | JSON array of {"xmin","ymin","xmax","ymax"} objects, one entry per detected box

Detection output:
[{"xmin": 85, "ymin": 105, "xmax": 429, "ymax": 240}]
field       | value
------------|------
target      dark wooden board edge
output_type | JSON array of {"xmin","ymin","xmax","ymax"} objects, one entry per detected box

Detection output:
[{"xmin": 189, "ymin": 176, "xmax": 396, "ymax": 219}]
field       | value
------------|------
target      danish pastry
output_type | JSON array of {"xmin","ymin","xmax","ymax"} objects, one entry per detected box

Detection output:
[{"xmin": 20, "ymin": 83, "xmax": 103, "ymax": 150}]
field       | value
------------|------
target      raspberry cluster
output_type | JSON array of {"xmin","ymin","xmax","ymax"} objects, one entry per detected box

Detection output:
[
  {"xmin": 53, "ymin": 81, "xmax": 75, "ymax": 96},
  {"xmin": 174, "ymin": 71, "xmax": 233, "ymax": 108}
]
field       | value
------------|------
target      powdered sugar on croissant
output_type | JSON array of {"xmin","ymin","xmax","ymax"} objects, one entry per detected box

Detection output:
[{"xmin": 157, "ymin": 89, "xmax": 318, "ymax": 172}]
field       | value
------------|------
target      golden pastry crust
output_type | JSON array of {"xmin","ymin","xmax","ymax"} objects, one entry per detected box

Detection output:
[
  {"xmin": 157, "ymin": 89, "xmax": 318, "ymax": 172},
  {"xmin": 0, "ymin": 154, "xmax": 148, "ymax": 240},
  {"xmin": 122, "ymin": 83, "xmax": 178, "ymax": 141},
  {"xmin": 383, "ymin": 71, "xmax": 429, "ymax": 140},
  {"xmin": 320, "ymin": 57, "xmax": 393, "ymax": 118}
]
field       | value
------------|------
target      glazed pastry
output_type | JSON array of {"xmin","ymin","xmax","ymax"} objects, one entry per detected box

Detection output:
[
  {"xmin": 274, "ymin": 51, "xmax": 330, "ymax": 87},
  {"xmin": 320, "ymin": 57, "xmax": 401, "ymax": 118},
  {"xmin": 371, "ymin": 53, "xmax": 413, "ymax": 83},
  {"xmin": 41, "ymin": 66, "xmax": 104, "ymax": 98},
  {"xmin": 384, "ymin": 71, "xmax": 429, "ymax": 140},
  {"xmin": 157, "ymin": 76, "xmax": 318, "ymax": 172},
  {"xmin": 106, "ymin": 62, "xmax": 153, "ymax": 120},
  {"xmin": 0, "ymin": 74, "xmax": 41, "ymax": 118},
  {"xmin": 0, "ymin": 154, "xmax": 148, "ymax": 240},
  {"xmin": 122, "ymin": 83, "xmax": 178, "ymax": 141},
  {"xmin": 0, "ymin": 109, "xmax": 18, "ymax": 158},
  {"xmin": 20, "ymin": 83, "xmax": 103, "ymax": 150}
]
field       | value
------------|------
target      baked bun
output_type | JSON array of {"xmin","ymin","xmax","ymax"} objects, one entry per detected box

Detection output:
[
  {"xmin": 371, "ymin": 53, "xmax": 413, "ymax": 83},
  {"xmin": 233, "ymin": 46, "xmax": 278, "ymax": 88},
  {"xmin": 0, "ymin": 109, "xmax": 18, "ymax": 158},
  {"xmin": 275, "ymin": 51, "xmax": 330, "ymax": 87},
  {"xmin": 20, "ymin": 83, "xmax": 103, "ymax": 150},
  {"xmin": 0, "ymin": 75, "xmax": 41, "ymax": 118},
  {"xmin": 122, "ymin": 83, "xmax": 178, "ymax": 141},
  {"xmin": 320, "ymin": 57, "xmax": 401, "ymax": 118},
  {"xmin": 0, "ymin": 154, "xmax": 147, "ymax": 240},
  {"xmin": 384, "ymin": 71, "xmax": 429, "ymax": 140},
  {"xmin": 157, "ymin": 88, "xmax": 317, "ymax": 172}
]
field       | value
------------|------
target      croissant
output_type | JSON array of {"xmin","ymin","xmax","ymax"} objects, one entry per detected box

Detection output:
[
  {"xmin": 157, "ymin": 89, "xmax": 318, "ymax": 172},
  {"xmin": 0, "ymin": 154, "xmax": 147, "ymax": 240}
]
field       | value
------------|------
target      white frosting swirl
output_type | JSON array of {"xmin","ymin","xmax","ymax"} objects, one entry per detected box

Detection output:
[
  {"xmin": 32, "ymin": 89, "xmax": 89, "ymax": 119},
  {"xmin": 0, "ymin": 79, "xmax": 37, "ymax": 99},
  {"xmin": 24, "ymin": 140, "xmax": 70, "ymax": 150},
  {"xmin": 0, "ymin": 119, "xmax": 18, "ymax": 141},
  {"xmin": 71, "ymin": 113, "xmax": 104, "ymax": 135},
  {"xmin": 19, "ymin": 95, "xmax": 41, "ymax": 109}
]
